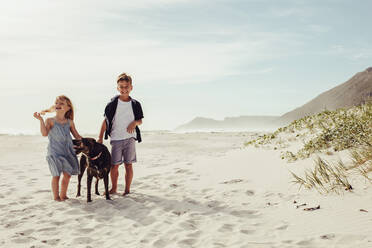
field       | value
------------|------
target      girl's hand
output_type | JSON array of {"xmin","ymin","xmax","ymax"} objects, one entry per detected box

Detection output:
[{"xmin": 33, "ymin": 112, "xmax": 43, "ymax": 121}]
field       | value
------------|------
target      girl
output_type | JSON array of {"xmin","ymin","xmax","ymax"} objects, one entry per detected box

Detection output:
[{"xmin": 33, "ymin": 95, "xmax": 82, "ymax": 201}]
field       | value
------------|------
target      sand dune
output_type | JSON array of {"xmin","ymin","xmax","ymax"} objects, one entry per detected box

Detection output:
[
  {"xmin": 0, "ymin": 132, "xmax": 371, "ymax": 247},
  {"xmin": 279, "ymin": 67, "xmax": 372, "ymax": 124}
]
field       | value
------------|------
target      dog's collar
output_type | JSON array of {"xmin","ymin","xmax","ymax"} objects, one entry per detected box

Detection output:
[{"xmin": 90, "ymin": 152, "xmax": 102, "ymax": 161}]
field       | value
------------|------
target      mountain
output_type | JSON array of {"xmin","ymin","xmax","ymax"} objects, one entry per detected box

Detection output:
[
  {"xmin": 175, "ymin": 116, "xmax": 279, "ymax": 131},
  {"xmin": 177, "ymin": 67, "xmax": 372, "ymax": 131},
  {"xmin": 278, "ymin": 67, "xmax": 372, "ymax": 124}
]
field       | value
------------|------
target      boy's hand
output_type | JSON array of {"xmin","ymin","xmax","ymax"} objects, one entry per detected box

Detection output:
[
  {"xmin": 127, "ymin": 121, "xmax": 137, "ymax": 133},
  {"xmin": 33, "ymin": 112, "xmax": 43, "ymax": 121}
]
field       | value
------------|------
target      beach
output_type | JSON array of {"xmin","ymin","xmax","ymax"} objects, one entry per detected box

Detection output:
[{"xmin": 0, "ymin": 131, "xmax": 371, "ymax": 248}]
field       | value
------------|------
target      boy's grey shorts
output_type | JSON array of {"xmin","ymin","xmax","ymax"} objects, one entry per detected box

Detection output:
[{"xmin": 110, "ymin": 138, "xmax": 137, "ymax": 165}]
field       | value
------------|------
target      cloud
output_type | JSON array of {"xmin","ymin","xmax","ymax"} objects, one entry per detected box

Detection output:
[
  {"xmin": 307, "ymin": 24, "xmax": 331, "ymax": 33},
  {"xmin": 328, "ymin": 45, "xmax": 372, "ymax": 61},
  {"xmin": 1, "ymin": 0, "xmax": 308, "ymax": 89}
]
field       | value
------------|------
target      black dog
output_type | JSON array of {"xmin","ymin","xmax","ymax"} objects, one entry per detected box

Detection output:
[{"xmin": 73, "ymin": 138, "xmax": 112, "ymax": 202}]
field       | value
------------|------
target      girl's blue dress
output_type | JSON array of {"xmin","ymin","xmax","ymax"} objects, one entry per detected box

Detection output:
[{"xmin": 46, "ymin": 119, "xmax": 79, "ymax": 176}]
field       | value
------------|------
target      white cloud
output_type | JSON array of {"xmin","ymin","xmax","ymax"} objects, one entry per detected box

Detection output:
[
  {"xmin": 328, "ymin": 45, "xmax": 372, "ymax": 61},
  {"xmin": 307, "ymin": 24, "xmax": 331, "ymax": 33},
  {"xmin": 0, "ymin": 0, "xmax": 306, "ymax": 89}
]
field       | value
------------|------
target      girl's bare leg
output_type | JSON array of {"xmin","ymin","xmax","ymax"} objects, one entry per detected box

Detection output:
[
  {"xmin": 60, "ymin": 172, "xmax": 71, "ymax": 200},
  {"xmin": 52, "ymin": 176, "xmax": 61, "ymax": 201}
]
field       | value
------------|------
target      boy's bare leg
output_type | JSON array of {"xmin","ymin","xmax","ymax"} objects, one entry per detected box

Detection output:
[
  {"xmin": 123, "ymin": 163, "xmax": 133, "ymax": 195},
  {"xmin": 109, "ymin": 164, "xmax": 120, "ymax": 194},
  {"xmin": 60, "ymin": 172, "xmax": 71, "ymax": 200},
  {"xmin": 51, "ymin": 176, "xmax": 61, "ymax": 201}
]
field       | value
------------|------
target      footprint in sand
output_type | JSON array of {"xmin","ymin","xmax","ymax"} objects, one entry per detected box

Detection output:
[
  {"xmin": 51, "ymin": 221, "xmax": 66, "ymax": 227},
  {"xmin": 212, "ymin": 242, "xmax": 226, "ymax": 247},
  {"xmin": 186, "ymin": 199, "xmax": 198, "ymax": 205},
  {"xmin": 141, "ymin": 173, "xmax": 161, "ymax": 180},
  {"xmin": 218, "ymin": 223, "xmax": 235, "ymax": 232},
  {"xmin": 80, "ymin": 228, "xmax": 95, "ymax": 234},
  {"xmin": 16, "ymin": 229, "xmax": 34, "ymax": 236},
  {"xmin": 4, "ymin": 221, "xmax": 18, "ymax": 229},
  {"xmin": 41, "ymin": 239, "xmax": 61, "ymax": 245},
  {"xmin": 201, "ymin": 188, "xmax": 213, "ymax": 194},
  {"xmin": 26, "ymin": 180, "xmax": 37, "ymax": 185},
  {"xmin": 179, "ymin": 221, "xmax": 197, "ymax": 231},
  {"xmin": 11, "ymin": 237, "xmax": 36, "ymax": 244},
  {"xmin": 64, "ymin": 209, "xmax": 83, "ymax": 215},
  {"xmin": 240, "ymin": 229, "xmax": 256, "ymax": 235},
  {"xmin": 320, "ymin": 234, "xmax": 336, "ymax": 240},
  {"xmin": 275, "ymin": 224, "xmax": 289, "ymax": 230},
  {"xmin": 281, "ymin": 240, "xmax": 293, "ymax": 244},
  {"xmin": 206, "ymin": 200, "xmax": 224, "ymax": 210},
  {"xmin": 264, "ymin": 192, "xmax": 275, "ymax": 197},
  {"xmin": 153, "ymin": 238, "xmax": 169, "ymax": 248},
  {"xmin": 37, "ymin": 227, "xmax": 57, "ymax": 233},
  {"xmin": 73, "ymin": 237, "xmax": 94, "ymax": 244},
  {"xmin": 34, "ymin": 189, "xmax": 50, "ymax": 194},
  {"xmin": 139, "ymin": 216, "xmax": 157, "ymax": 226},
  {"xmin": 175, "ymin": 169, "xmax": 193, "ymax": 175},
  {"xmin": 28, "ymin": 204, "xmax": 46, "ymax": 211},
  {"xmin": 230, "ymin": 210, "xmax": 260, "ymax": 218},
  {"xmin": 187, "ymin": 230, "xmax": 202, "ymax": 238},
  {"xmin": 245, "ymin": 190, "xmax": 255, "ymax": 196},
  {"xmin": 177, "ymin": 238, "xmax": 197, "ymax": 247},
  {"xmin": 221, "ymin": 179, "xmax": 244, "ymax": 184},
  {"xmin": 82, "ymin": 214, "xmax": 95, "ymax": 220},
  {"xmin": 296, "ymin": 239, "xmax": 314, "ymax": 246},
  {"xmin": 140, "ymin": 238, "xmax": 150, "ymax": 244}
]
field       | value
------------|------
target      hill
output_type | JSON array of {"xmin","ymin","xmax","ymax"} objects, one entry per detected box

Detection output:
[
  {"xmin": 278, "ymin": 67, "xmax": 372, "ymax": 125},
  {"xmin": 175, "ymin": 116, "xmax": 279, "ymax": 131}
]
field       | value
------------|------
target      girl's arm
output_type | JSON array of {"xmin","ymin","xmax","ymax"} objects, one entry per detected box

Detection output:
[
  {"xmin": 70, "ymin": 120, "xmax": 82, "ymax": 140},
  {"xmin": 33, "ymin": 112, "xmax": 52, "ymax": 136}
]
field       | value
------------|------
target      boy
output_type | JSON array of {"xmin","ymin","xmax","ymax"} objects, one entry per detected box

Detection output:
[{"xmin": 97, "ymin": 73, "xmax": 143, "ymax": 196}]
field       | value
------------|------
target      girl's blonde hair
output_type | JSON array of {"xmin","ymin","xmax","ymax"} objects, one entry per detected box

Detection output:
[{"xmin": 41, "ymin": 95, "xmax": 75, "ymax": 120}]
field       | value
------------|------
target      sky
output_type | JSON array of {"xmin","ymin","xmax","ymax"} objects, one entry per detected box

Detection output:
[{"xmin": 1, "ymin": 0, "xmax": 371, "ymax": 134}]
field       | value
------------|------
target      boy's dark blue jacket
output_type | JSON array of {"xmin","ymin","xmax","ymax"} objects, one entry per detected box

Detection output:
[{"xmin": 104, "ymin": 95, "xmax": 144, "ymax": 142}]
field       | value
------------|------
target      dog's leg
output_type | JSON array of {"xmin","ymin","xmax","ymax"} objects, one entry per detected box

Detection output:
[
  {"xmin": 87, "ymin": 172, "xmax": 93, "ymax": 202},
  {"xmin": 77, "ymin": 156, "xmax": 87, "ymax": 197},
  {"xmin": 104, "ymin": 173, "xmax": 111, "ymax": 200},
  {"xmin": 95, "ymin": 178, "xmax": 100, "ymax": 195}
]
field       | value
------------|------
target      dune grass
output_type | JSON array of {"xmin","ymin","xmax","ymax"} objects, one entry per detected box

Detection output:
[
  {"xmin": 290, "ymin": 157, "xmax": 353, "ymax": 194},
  {"xmin": 246, "ymin": 101, "xmax": 372, "ymax": 193},
  {"xmin": 246, "ymin": 101, "xmax": 372, "ymax": 160}
]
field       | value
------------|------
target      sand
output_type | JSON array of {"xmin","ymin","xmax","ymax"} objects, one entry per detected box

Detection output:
[{"xmin": 0, "ymin": 131, "xmax": 371, "ymax": 248}]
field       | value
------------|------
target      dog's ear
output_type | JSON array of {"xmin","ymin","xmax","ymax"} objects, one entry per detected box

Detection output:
[
  {"xmin": 72, "ymin": 139, "xmax": 82, "ymax": 146},
  {"xmin": 90, "ymin": 139, "xmax": 95, "ymax": 147},
  {"xmin": 83, "ymin": 138, "xmax": 94, "ymax": 150},
  {"xmin": 82, "ymin": 138, "xmax": 90, "ymax": 147}
]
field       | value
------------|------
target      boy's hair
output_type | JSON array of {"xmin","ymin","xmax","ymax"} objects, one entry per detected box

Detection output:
[
  {"xmin": 117, "ymin": 73, "xmax": 132, "ymax": 84},
  {"xmin": 41, "ymin": 95, "xmax": 75, "ymax": 120}
]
